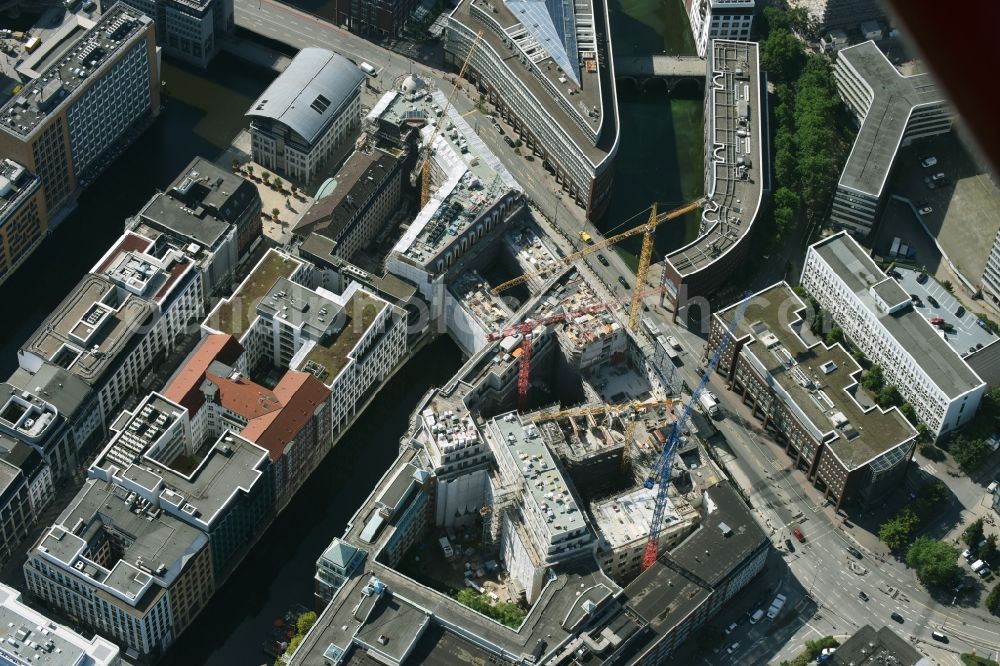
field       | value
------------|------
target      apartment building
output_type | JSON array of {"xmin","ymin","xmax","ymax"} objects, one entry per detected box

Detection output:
[
  {"xmin": 0, "ymin": 583, "xmax": 120, "ymax": 666},
  {"xmin": 710, "ymin": 282, "xmax": 918, "ymax": 511},
  {"xmin": 485, "ymin": 413, "xmax": 595, "ymax": 603},
  {"xmin": 293, "ymin": 148, "xmax": 404, "ymax": 262},
  {"xmin": 163, "ymin": 334, "xmax": 333, "ymax": 510},
  {"xmin": 130, "ymin": 156, "xmax": 262, "ymax": 296},
  {"xmin": 377, "ymin": 87, "xmax": 525, "ymax": 326},
  {"xmin": 116, "ymin": 0, "xmax": 233, "ymax": 67},
  {"xmin": 831, "ymin": 41, "xmax": 951, "ymax": 236},
  {"xmin": 18, "ymin": 231, "xmax": 203, "ymax": 426},
  {"xmin": 247, "ymin": 48, "xmax": 365, "ymax": 184},
  {"xmin": 445, "ymin": 0, "xmax": 620, "ymax": 219},
  {"xmin": 802, "ymin": 233, "xmax": 985, "ymax": 439},
  {"xmin": 202, "ymin": 249, "xmax": 409, "ymax": 435},
  {"xmin": 686, "ymin": 0, "xmax": 755, "ymax": 57},
  {"xmin": 25, "ymin": 395, "xmax": 273, "ymax": 656},
  {"xmin": 0, "ymin": 159, "xmax": 48, "ymax": 287},
  {"xmin": 333, "ymin": 0, "xmax": 419, "ymax": 36},
  {"xmin": 663, "ymin": 40, "xmax": 765, "ymax": 310},
  {"xmin": 983, "ymin": 229, "xmax": 1000, "ymax": 309},
  {"xmin": 0, "ymin": 4, "xmax": 160, "ymax": 216},
  {"xmin": 0, "ymin": 453, "xmax": 42, "ymax": 567}
]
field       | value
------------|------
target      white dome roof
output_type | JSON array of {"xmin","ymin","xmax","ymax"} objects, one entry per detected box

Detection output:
[{"xmin": 401, "ymin": 75, "xmax": 425, "ymax": 93}]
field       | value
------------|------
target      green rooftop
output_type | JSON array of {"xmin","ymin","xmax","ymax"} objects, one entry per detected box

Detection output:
[
  {"xmin": 301, "ymin": 292, "xmax": 386, "ymax": 383},
  {"xmin": 208, "ymin": 251, "xmax": 300, "ymax": 337}
]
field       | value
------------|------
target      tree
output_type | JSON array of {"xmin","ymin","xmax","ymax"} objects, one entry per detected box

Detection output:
[
  {"xmin": 982, "ymin": 535, "xmax": 999, "ymax": 565},
  {"xmin": 951, "ymin": 436, "xmax": 991, "ymax": 473},
  {"xmin": 987, "ymin": 582, "xmax": 1000, "ymax": 614},
  {"xmin": 879, "ymin": 507, "xmax": 919, "ymax": 552},
  {"xmin": 296, "ymin": 611, "xmax": 317, "ymax": 635},
  {"xmin": 906, "ymin": 537, "xmax": 960, "ymax": 587},
  {"xmin": 274, "ymin": 177, "xmax": 284, "ymax": 191},
  {"xmin": 246, "ymin": 165, "xmax": 255, "ymax": 177},
  {"xmin": 810, "ymin": 309, "xmax": 825, "ymax": 336},
  {"xmin": 761, "ymin": 28, "xmax": 805, "ymax": 83},
  {"xmin": 271, "ymin": 207, "xmax": 280, "ymax": 219},
  {"xmin": 963, "ymin": 519, "xmax": 985, "ymax": 548},
  {"xmin": 913, "ymin": 480, "xmax": 947, "ymax": 518},
  {"xmin": 824, "ymin": 326, "xmax": 844, "ymax": 346},
  {"xmin": 262, "ymin": 172, "xmax": 271, "ymax": 185},
  {"xmin": 231, "ymin": 159, "xmax": 240, "ymax": 171},
  {"xmin": 772, "ymin": 186, "xmax": 800, "ymax": 241},
  {"xmin": 900, "ymin": 402, "xmax": 917, "ymax": 424},
  {"xmin": 862, "ymin": 365, "xmax": 884, "ymax": 392},
  {"xmin": 877, "ymin": 384, "xmax": 902, "ymax": 408}
]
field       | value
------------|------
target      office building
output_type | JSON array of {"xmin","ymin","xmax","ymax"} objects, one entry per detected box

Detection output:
[
  {"xmin": 789, "ymin": 0, "xmax": 884, "ymax": 32},
  {"xmin": 202, "ymin": 249, "xmax": 408, "ymax": 435},
  {"xmin": 163, "ymin": 334, "xmax": 333, "ymax": 510},
  {"xmin": 802, "ymin": 233, "xmax": 985, "ymax": 438},
  {"xmin": 376, "ymin": 85, "xmax": 525, "ymax": 329},
  {"xmin": 129, "ymin": 156, "xmax": 262, "ymax": 296},
  {"xmin": 830, "ymin": 625, "xmax": 923, "ymax": 666},
  {"xmin": 662, "ymin": 40, "xmax": 765, "ymax": 311},
  {"xmin": 445, "ymin": 0, "xmax": 620, "ymax": 219},
  {"xmin": 830, "ymin": 41, "xmax": 951, "ymax": 236},
  {"xmin": 686, "ymin": 0, "xmax": 755, "ymax": 57},
  {"xmin": 247, "ymin": 48, "xmax": 365, "ymax": 184},
  {"xmin": 0, "ymin": 4, "xmax": 160, "ymax": 216},
  {"xmin": 0, "ymin": 582, "xmax": 120, "ymax": 666},
  {"xmin": 0, "ymin": 452, "xmax": 44, "ymax": 567},
  {"xmin": 710, "ymin": 282, "xmax": 918, "ymax": 511},
  {"xmin": 983, "ymin": 228, "xmax": 1000, "ymax": 308},
  {"xmin": 293, "ymin": 148, "xmax": 404, "ymax": 262},
  {"xmin": 18, "ymin": 231, "xmax": 203, "ymax": 425},
  {"xmin": 117, "ymin": 0, "xmax": 233, "ymax": 67},
  {"xmin": 333, "ymin": 0, "xmax": 419, "ymax": 37},
  {"xmin": 0, "ymin": 159, "xmax": 48, "ymax": 287},
  {"xmin": 25, "ymin": 394, "xmax": 272, "ymax": 656}
]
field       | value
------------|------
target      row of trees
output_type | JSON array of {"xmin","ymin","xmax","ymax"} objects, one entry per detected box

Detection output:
[
  {"xmin": 878, "ymin": 480, "xmax": 947, "ymax": 552},
  {"xmin": 905, "ymin": 538, "xmax": 960, "ymax": 588},
  {"xmin": 988, "ymin": 582, "xmax": 1000, "ymax": 615},
  {"xmin": 759, "ymin": 7, "xmax": 851, "ymax": 247},
  {"xmin": 277, "ymin": 611, "xmax": 318, "ymax": 663},
  {"xmin": 963, "ymin": 519, "xmax": 1000, "ymax": 563}
]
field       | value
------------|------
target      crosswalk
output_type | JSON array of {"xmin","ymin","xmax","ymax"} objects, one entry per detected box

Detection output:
[{"xmin": 920, "ymin": 462, "xmax": 938, "ymax": 475}]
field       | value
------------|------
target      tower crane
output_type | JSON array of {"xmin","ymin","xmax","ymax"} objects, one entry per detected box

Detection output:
[
  {"xmin": 489, "ymin": 199, "xmax": 704, "ymax": 327},
  {"xmin": 485, "ymin": 300, "xmax": 616, "ymax": 412},
  {"xmin": 640, "ymin": 292, "xmax": 751, "ymax": 571},
  {"xmin": 417, "ymin": 30, "xmax": 484, "ymax": 208}
]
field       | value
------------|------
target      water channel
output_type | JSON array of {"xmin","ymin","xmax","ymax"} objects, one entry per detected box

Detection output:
[{"xmin": 0, "ymin": 1, "xmax": 702, "ymax": 662}]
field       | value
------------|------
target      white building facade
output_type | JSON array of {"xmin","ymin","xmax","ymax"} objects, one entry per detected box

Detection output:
[
  {"xmin": 801, "ymin": 233, "xmax": 985, "ymax": 438},
  {"xmin": 687, "ymin": 0, "xmax": 755, "ymax": 57}
]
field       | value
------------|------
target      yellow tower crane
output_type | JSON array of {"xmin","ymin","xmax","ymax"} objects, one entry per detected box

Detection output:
[
  {"xmin": 490, "ymin": 199, "xmax": 704, "ymax": 335},
  {"xmin": 419, "ymin": 30, "xmax": 484, "ymax": 208}
]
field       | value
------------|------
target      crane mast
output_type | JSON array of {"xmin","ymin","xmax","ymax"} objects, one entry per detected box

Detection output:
[{"xmin": 641, "ymin": 292, "xmax": 751, "ymax": 571}]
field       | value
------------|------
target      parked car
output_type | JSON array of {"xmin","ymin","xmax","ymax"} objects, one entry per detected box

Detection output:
[
  {"xmin": 918, "ymin": 205, "xmax": 933, "ymax": 215},
  {"xmin": 618, "ymin": 276, "xmax": 631, "ymax": 290},
  {"xmin": 977, "ymin": 318, "xmax": 993, "ymax": 333},
  {"xmin": 928, "ymin": 295, "xmax": 939, "ymax": 308},
  {"xmin": 931, "ymin": 631, "xmax": 948, "ymax": 643},
  {"xmin": 956, "ymin": 305, "xmax": 966, "ymax": 317},
  {"xmin": 596, "ymin": 253, "xmax": 609, "ymax": 266},
  {"xmin": 726, "ymin": 642, "xmax": 741, "ymax": 655},
  {"xmin": 725, "ymin": 622, "xmax": 738, "ymax": 635},
  {"xmin": 749, "ymin": 609, "xmax": 764, "ymax": 624},
  {"xmin": 846, "ymin": 546, "xmax": 863, "ymax": 559},
  {"xmin": 503, "ymin": 135, "xmax": 515, "ymax": 147},
  {"xmin": 858, "ymin": 590, "xmax": 870, "ymax": 602},
  {"xmin": 890, "ymin": 612, "xmax": 904, "ymax": 623},
  {"xmin": 785, "ymin": 538, "xmax": 795, "ymax": 552},
  {"xmin": 932, "ymin": 172, "xmax": 946, "ymax": 181},
  {"xmin": 963, "ymin": 549, "xmax": 974, "ymax": 561},
  {"xmin": 916, "ymin": 272, "xmax": 929, "ymax": 284},
  {"xmin": 930, "ymin": 316, "xmax": 944, "ymax": 326},
  {"xmin": 793, "ymin": 528, "xmax": 805, "ymax": 543},
  {"xmin": 921, "ymin": 156, "xmax": 938, "ymax": 168}
]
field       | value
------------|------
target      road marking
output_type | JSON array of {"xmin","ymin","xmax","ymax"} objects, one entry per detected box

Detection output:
[{"xmin": 921, "ymin": 463, "xmax": 938, "ymax": 474}]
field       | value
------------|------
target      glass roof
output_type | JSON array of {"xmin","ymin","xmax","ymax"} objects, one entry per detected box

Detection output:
[{"xmin": 505, "ymin": 0, "xmax": 581, "ymax": 85}]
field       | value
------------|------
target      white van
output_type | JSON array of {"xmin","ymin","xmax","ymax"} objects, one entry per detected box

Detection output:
[{"xmin": 749, "ymin": 609, "xmax": 764, "ymax": 624}]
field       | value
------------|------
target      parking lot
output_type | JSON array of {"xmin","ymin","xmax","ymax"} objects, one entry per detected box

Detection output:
[
  {"xmin": 885, "ymin": 134, "xmax": 1000, "ymax": 286},
  {"xmin": 894, "ymin": 266, "xmax": 996, "ymax": 356}
]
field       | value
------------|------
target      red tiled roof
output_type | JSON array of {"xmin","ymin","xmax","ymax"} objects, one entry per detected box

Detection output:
[
  {"xmin": 206, "ymin": 371, "xmax": 282, "ymax": 420},
  {"xmin": 162, "ymin": 334, "xmax": 244, "ymax": 412},
  {"xmin": 241, "ymin": 371, "xmax": 330, "ymax": 462}
]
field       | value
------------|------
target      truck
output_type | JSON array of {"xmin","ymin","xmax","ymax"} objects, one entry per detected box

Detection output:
[
  {"xmin": 359, "ymin": 61, "xmax": 377, "ymax": 76},
  {"xmin": 698, "ymin": 392, "xmax": 719, "ymax": 418},
  {"xmin": 438, "ymin": 536, "xmax": 454, "ymax": 559},
  {"xmin": 766, "ymin": 594, "xmax": 787, "ymax": 619},
  {"xmin": 24, "ymin": 36, "xmax": 41, "ymax": 54},
  {"xmin": 579, "ymin": 231, "xmax": 593, "ymax": 244},
  {"xmin": 971, "ymin": 559, "xmax": 987, "ymax": 573},
  {"xmin": 889, "ymin": 237, "xmax": 901, "ymax": 258}
]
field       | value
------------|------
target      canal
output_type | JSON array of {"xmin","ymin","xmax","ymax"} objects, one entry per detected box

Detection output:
[{"xmin": 0, "ymin": 0, "xmax": 702, "ymax": 662}]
